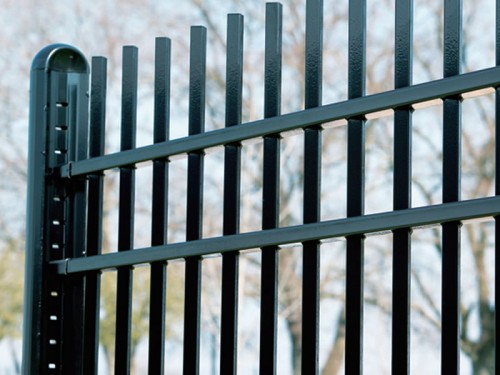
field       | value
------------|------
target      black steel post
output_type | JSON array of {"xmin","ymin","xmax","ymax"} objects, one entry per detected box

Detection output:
[{"xmin": 23, "ymin": 44, "xmax": 89, "ymax": 375}]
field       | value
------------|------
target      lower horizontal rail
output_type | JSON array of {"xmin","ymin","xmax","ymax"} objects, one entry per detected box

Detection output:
[{"xmin": 52, "ymin": 196, "xmax": 500, "ymax": 274}]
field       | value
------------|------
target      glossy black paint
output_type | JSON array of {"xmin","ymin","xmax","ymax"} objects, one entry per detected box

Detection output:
[
  {"xmin": 392, "ymin": 1, "xmax": 413, "ymax": 373},
  {"xmin": 24, "ymin": 2, "xmax": 500, "ymax": 374},
  {"xmin": 148, "ymin": 37, "xmax": 171, "ymax": 375},
  {"xmin": 260, "ymin": 4, "xmax": 282, "ymax": 374},
  {"xmin": 83, "ymin": 56, "xmax": 107, "ymax": 375},
  {"xmin": 302, "ymin": 0, "xmax": 323, "ymax": 373},
  {"xmin": 346, "ymin": 1, "xmax": 366, "ymax": 373},
  {"xmin": 115, "ymin": 45, "xmax": 138, "ymax": 375},
  {"xmin": 220, "ymin": 13, "xmax": 244, "ymax": 375}
]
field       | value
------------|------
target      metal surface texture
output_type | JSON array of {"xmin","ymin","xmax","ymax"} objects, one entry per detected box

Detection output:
[{"xmin": 23, "ymin": 1, "xmax": 500, "ymax": 374}]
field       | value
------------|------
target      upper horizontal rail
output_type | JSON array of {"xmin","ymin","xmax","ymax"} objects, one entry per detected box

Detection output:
[
  {"xmin": 51, "ymin": 196, "xmax": 500, "ymax": 274},
  {"xmin": 61, "ymin": 66, "xmax": 500, "ymax": 178}
]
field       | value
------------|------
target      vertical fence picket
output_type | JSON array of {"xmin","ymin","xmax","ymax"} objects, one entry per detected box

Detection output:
[
  {"xmin": 115, "ymin": 45, "xmax": 138, "ymax": 375},
  {"xmin": 84, "ymin": 56, "xmax": 107, "ymax": 375},
  {"xmin": 302, "ymin": 0, "xmax": 323, "ymax": 373},
  {"xmin": 220, "ymin": 13, "xmax": 244, "ymax": 375},
  {"xmin": 496, "ymin": 0, "xmax": 500, "ymax": 370},
  {"xmin": 345, "ymin": 0, "xmax": 366, "ymax": 374},
  {"xmin": 183, "ymin": 26, "xmax": 206, "ymax": 375},
  {"xmin": 148, "ymin": 37, "xmax": 171, "ymax": 375},
  {"xmin": 260, "ymin": 4, "xmax": 282, "ymax": 374},
  {"xmin": 442, "ymin": 1, "xmax": 462, "ymax": 373},
  {"xmin": 392, "ymin": 1, "xmax": 413, "ymax": 374}
]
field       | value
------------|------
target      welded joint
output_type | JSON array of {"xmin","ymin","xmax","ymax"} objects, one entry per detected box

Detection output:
[{"xmin": 55, "ymin": 258, "xmax": 70, "ymax": 275}]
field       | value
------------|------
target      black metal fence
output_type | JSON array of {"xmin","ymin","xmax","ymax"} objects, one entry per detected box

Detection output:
[{"xmin": 22, "ymin": 0, "xmax": 500, "ymax": 374}]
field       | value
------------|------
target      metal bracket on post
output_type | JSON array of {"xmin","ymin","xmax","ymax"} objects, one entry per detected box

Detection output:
[{"xmin": 23, "ymin": 44, "xmax": 89, "ymax": 375}]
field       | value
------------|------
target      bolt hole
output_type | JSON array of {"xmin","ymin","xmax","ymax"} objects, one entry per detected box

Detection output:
[
  {"xmin": 56, "ymin": 102, "xmax": 68, "ymax": 108},
  {"xmin": 50, "ymin": 315, "xmax": 57, "ymax": 321},
  {"xmin": 55, "ymin": 125, "xmax": 68, "ymax": 131}
]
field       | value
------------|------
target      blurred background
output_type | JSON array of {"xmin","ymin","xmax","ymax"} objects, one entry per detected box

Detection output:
[{"xmin": 0, "ymin": 0, "xmax": 497, "ymax": 373}]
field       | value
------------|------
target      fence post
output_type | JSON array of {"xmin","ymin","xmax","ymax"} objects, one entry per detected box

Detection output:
[{"xmin": 23, "ymin": 44, "xmax": 89, "ymax": 375}]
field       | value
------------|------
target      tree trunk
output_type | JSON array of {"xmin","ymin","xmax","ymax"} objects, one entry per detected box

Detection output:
[
  {"xmin": 471, "ymin": 346, "xmax": 494, "ymax": 375},
  {"xmin": 286, "ymin": 314, "xmax": 302, "ymax": 375},
  {"xmin": 321, "ymin": 308, "xmax": 345, "ymax": 375}
]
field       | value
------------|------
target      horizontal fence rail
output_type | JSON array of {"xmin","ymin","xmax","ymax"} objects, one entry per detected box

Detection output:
[
  {"xmin": 60, "ymin": 66, "xmax": 500, "ymax": 178},
  {"xmin": 49, "ymin": 196, "xmax": 500, "ymax": 274},
  {"xmin": 23, "ymin": 0, "xmax": 500, "ymax": 374}
]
